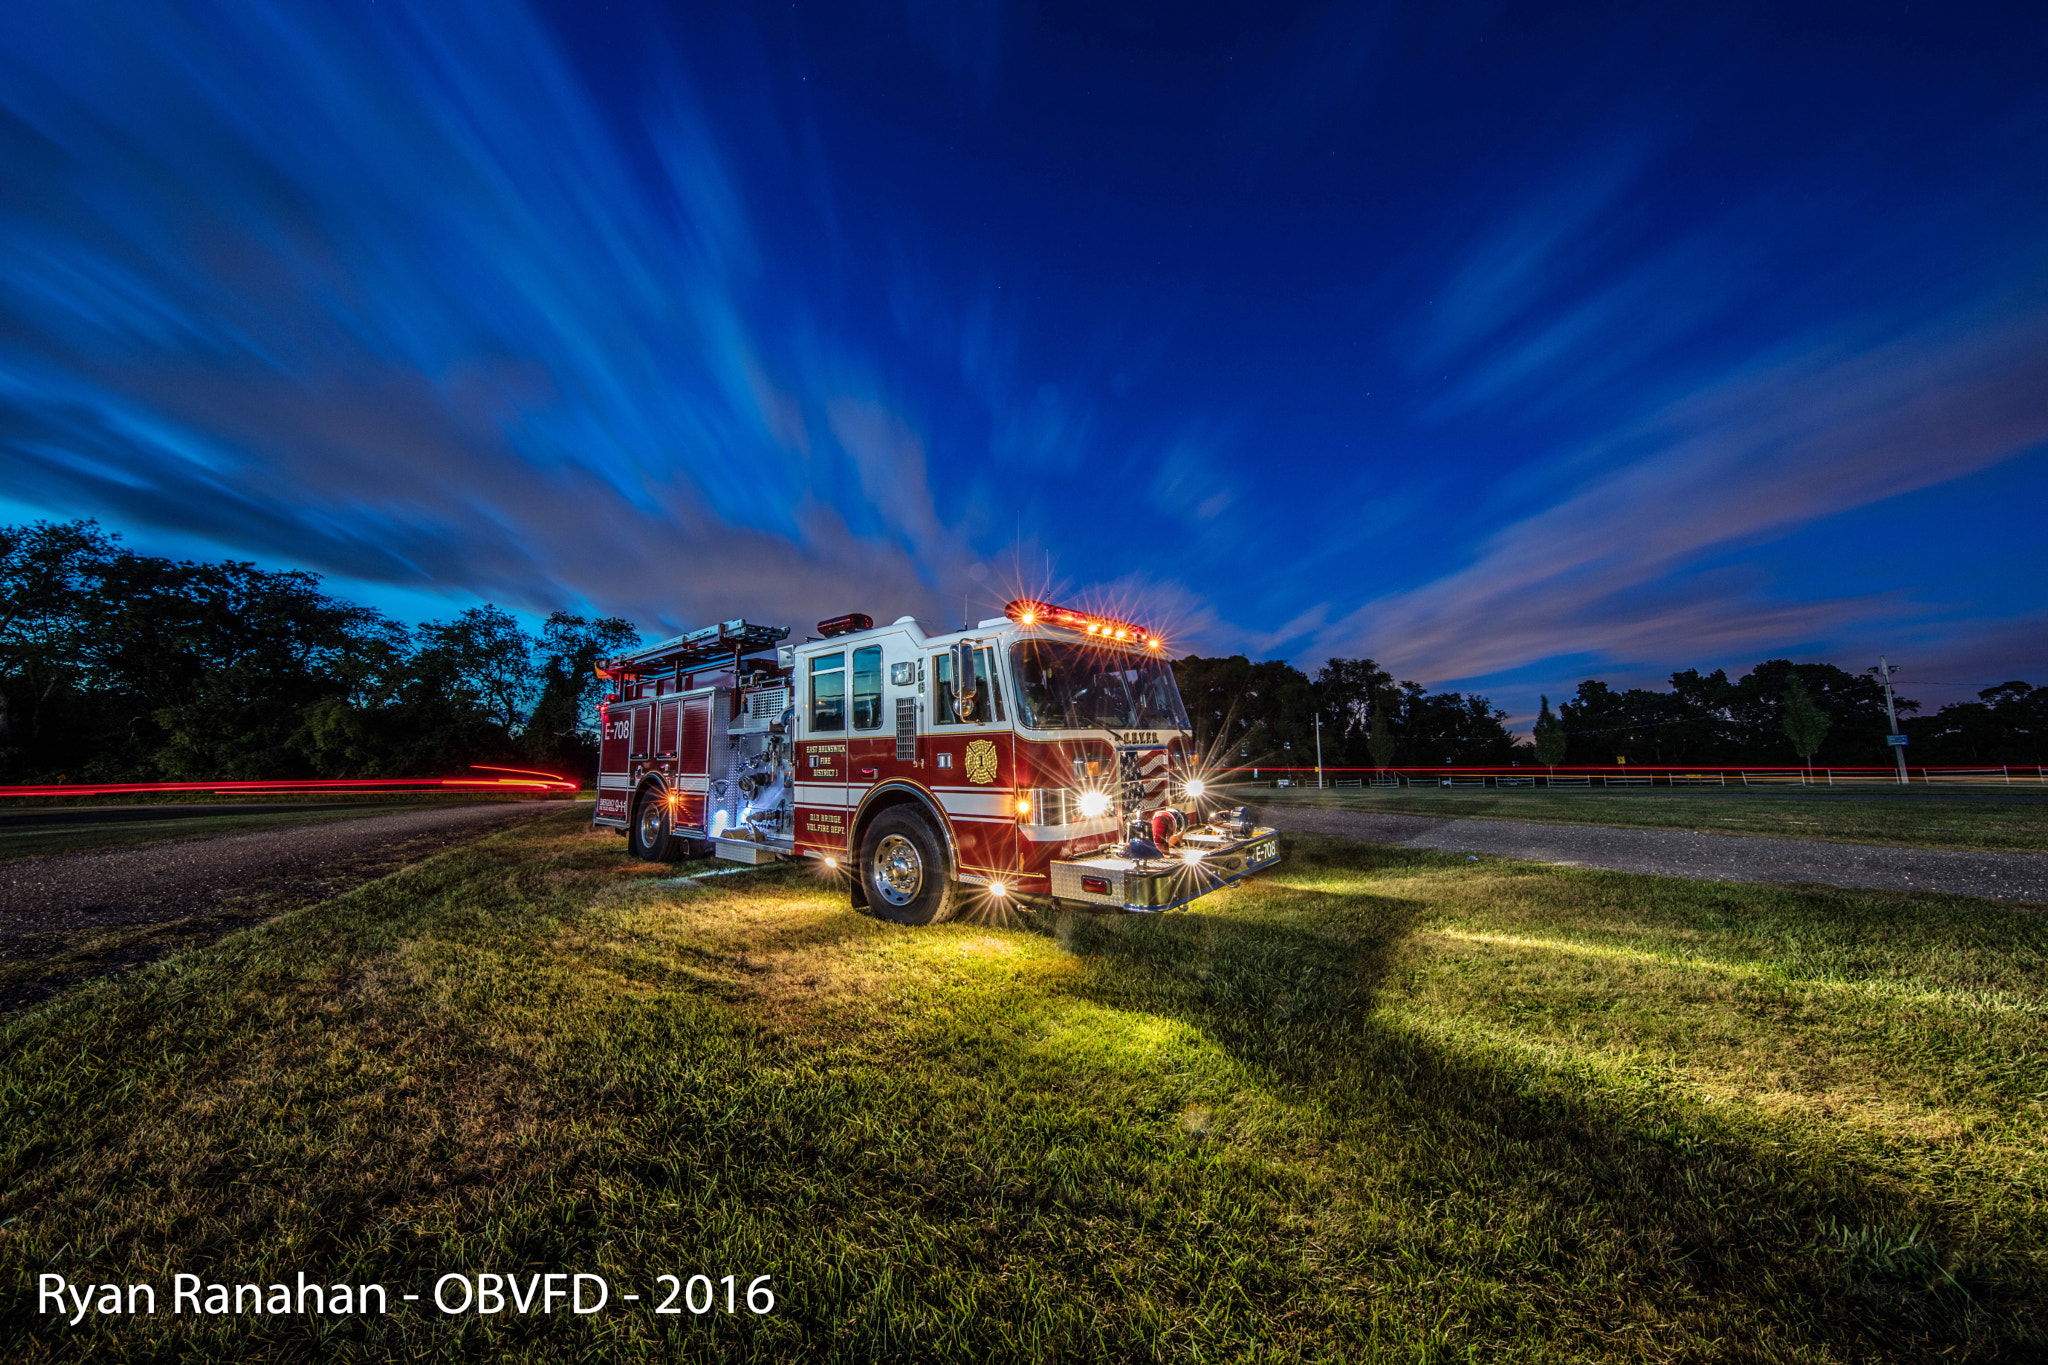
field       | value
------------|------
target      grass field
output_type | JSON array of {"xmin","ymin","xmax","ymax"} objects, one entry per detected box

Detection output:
[
  {"xmin": 1247, "ymin": 783, "xmax": 2048, "ymax": 852},
  {"xmin": 4, "ymin": 807, "xmax": 2044, "ymax": 1361}
]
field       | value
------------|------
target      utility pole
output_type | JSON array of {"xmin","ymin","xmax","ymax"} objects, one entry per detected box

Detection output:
[
  {"xmin": 1878, "ymin": 655, "xmax": 1908, "ymax": 785},
  {"xmin": 1314, "ymin": 711, "xmax": 1325, "ymax": 789}
]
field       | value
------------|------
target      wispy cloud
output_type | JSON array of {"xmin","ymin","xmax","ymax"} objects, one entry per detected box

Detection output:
[
  {"xmin": 1410, "ymin": 138, "xmax": 1660, "ymax": 379},
  {"xmin": 1311, "ymin": 285, "xmax": 2048, "ymax": 681},
  {"xmin": 1, "ymin": 0, "xmax": 2042, "ymax": 694},
  {"xmin": 0, "ymin": 0, "xmax": 977, "ymax": 632}
]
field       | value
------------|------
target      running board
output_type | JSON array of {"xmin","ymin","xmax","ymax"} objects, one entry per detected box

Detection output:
[{"xmin": 714, "ymin": 838, "xmax": 783, "ymax": 865}]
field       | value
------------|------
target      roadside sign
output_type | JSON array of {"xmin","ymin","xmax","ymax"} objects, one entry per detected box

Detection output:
[{"xmin": 1886, "ymin": 734, "xmax": 1909, "ymax": 746}]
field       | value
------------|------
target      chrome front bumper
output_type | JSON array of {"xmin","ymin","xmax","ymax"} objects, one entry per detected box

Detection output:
[{"xmin": 1049, "ymin": 826, "xmax": 1282, "ymax": 912}]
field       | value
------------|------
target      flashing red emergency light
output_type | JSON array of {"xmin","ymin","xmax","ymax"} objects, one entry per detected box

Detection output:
[
  {"xmin": 1003, "ymin": 599, "xmax": 1162, "ymax": 649},
  {"xmin": 817, "ymin": 612, "xmax": 874, "ymax": 638}
]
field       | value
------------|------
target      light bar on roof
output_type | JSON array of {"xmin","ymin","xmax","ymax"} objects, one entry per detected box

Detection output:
[{"xmin": 1003, "ymin": 599, "xmax": 1162, "ymax": 649}]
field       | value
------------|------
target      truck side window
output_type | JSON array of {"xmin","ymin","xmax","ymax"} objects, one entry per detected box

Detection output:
[
  {"xmin": 852, "ymin": 646, "xmax": 882, "ymax": 730},
  {"xmin": 810, "ymin": 652, "xmax": 846, "ymax": 732},
  {"xmin": 933, "ymin": 652, "xmax": 995, "ymax": 725},
  {"xmin": 977, "ymin": 647, "xmax": 1004, "ymax": 722}
]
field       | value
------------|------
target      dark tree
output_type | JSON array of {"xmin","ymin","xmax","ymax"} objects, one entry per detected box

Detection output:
[
  {"xmin": 1367, "ymin": 707, "xmax": 1395, "ymax": 771},
  {"xmin": 1171, "ymin": 654, "xmax": 1316, "ymax": 769},
  {"xmin": 0, "ymin": 518, "xmax": 648, "ymax": 784},
  {"xmin": 1780, "ymin": 673, "xmax": 1832, "ymax": 770},
  {"xmin": 1391, "ymin": 683, "xmax": 1516, "ymax": 765},
  {"xmin": 1905, "ymin": 681, "xmax": 2046, "ymax": 764},
  {"xmin": 0, "ymin": 520, "xmax": 121, "ymax": 772},
  {"xmin": 1729, "ymin": 661, "xmax": 1908, "ymax": 765},
  {"xmin": 524, "ymin": 612, "xmax": 641, "ymax": 772},
  {"xmin": 414, "ymin": 606, "xmax": 536, "ymax": 737},
  {"xmin": 1312, "ymin": 657, "xmax": 1393, "ymax": 767},
  {"xmin": 1533, "ymin": 695, "xmax": 1566, "ymax": 767}
]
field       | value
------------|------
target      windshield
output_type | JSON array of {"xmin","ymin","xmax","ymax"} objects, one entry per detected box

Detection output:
[{"xmin": 1010, "ymin": 640, "xmax": 1190, "ymax": 731}]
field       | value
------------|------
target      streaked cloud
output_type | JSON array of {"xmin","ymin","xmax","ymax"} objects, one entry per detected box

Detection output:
[
  {"xmin": 0, "ymin": 0, "xmax": 2041, "ymax": 701},
  {"xmin": 0, "ymin": 0, "xmax": 976, "ymax": 634},
  {"xmin": 1310, "ymin": 286, "xmax": 2048, "ymax": 681}
]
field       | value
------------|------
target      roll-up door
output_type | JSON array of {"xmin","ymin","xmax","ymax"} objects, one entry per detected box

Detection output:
[{"xmin": 680, "ymin": 697, "xmax": 712, "ymax": 775}]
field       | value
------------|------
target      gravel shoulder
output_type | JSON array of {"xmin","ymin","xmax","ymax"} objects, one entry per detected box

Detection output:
[
  {"xmin": 1258, "ymin": 804, "xmax": 2048, "ymax": 905},
  {"xmin": 0, "ymin": 802, "xmax": 564, "ymax": 1011}
]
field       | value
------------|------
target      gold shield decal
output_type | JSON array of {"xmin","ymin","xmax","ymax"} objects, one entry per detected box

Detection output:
[{"xmin": 964, "ymin": 738, "xmax": 999, "ymax": 785}]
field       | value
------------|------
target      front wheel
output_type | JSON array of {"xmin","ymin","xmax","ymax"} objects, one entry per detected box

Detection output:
[
  {"xmin": 629, "ymin": 791, "xmax": 682, "ymax": 862},
  {"xmin": 858, "ymin": 807, "xmax": 959, "ymax": 926}
]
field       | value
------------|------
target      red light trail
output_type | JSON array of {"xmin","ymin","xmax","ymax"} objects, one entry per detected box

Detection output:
[{"xmin": 0, "ymin": 766, "xmax": 577, "ymax": 800}]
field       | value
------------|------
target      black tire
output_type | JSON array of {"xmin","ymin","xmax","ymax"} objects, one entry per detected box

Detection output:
[
  {"xmin": 628, "ymin": 790, "xmax": 682, "ymax": 862},
  {"xmin": 857, "ymin": 806, "xmax": 959, "ymax": 926}
]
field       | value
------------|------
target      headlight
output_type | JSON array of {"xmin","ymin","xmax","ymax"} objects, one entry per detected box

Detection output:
[
  {"xmin": 1183, "ymin": 778, "xmax": 1206, "ymax": 798},
  {"xmin": 1076, "ymin": 790, "xmax": 1110, "ymax": 818}
]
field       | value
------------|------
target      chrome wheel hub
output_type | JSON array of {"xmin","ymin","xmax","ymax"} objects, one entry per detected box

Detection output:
[
  {"xmin": 637, "ymin": 801, "xmax": 665, "ymax": 848},
  {"xmin": 872, "ymin": 833, "xmax": 923, "ymax": 906}
]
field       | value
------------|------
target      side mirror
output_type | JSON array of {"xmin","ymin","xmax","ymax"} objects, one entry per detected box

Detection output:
[{"xmin": 951, "ymin": 640, "xmax": 979, "ymax": 721}]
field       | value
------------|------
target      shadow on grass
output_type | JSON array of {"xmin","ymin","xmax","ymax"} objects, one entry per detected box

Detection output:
[
  {"xmin": 1024, "ymin": 845, "xmax": 2040, "ymax": 1361},
  {"xmin": 1047, "ymin": 889, "xmax": 1419, "ymax": 1088}
]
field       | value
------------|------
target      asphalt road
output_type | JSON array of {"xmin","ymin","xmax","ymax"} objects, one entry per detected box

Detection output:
[
  {"xmin": 0, "ymin": 802, "xmax": 556, "ymax": 940},
  {"xmin": 1258, "ymin": 805, "xmax": 2048, "ymax": 904}
]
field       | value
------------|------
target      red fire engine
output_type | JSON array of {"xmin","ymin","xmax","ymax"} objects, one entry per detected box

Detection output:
[{"xmin": 591, "ymin": 599, "xmax": 1280, "ymax": 924}]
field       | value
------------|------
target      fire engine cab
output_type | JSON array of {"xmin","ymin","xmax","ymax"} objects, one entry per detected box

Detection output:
[{"xmin": 591, "ymin": 599, "xmax": 1280, "ymax": 925}]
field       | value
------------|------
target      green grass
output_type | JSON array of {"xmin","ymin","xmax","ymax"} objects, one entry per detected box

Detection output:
[
  {"xmin": 1249, "ymin": 783, "xmax": 2048, "ymax": 852},
  {"xmin": 4, "ymin": 810, "xmax": 2044, "ymax": 1361}
]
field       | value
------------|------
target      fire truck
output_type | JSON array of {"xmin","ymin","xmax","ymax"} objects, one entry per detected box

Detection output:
[{"xmin": 591, "ymin": 598, "xmax": 1280, "ymax": 925}]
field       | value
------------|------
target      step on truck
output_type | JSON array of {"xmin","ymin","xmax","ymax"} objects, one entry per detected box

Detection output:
[{"xmin": 592, "ymin": 598, "xmax": 1281, "ymax": 924}]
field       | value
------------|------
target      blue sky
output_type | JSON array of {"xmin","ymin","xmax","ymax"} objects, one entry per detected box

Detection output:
[{"xmin": 2, "ymin": 0, "xmax": 2044, "ymax": 722}]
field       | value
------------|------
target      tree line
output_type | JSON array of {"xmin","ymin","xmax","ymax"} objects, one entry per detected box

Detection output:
[
  {"xmin": 0, "ymin": 521, "xmax": 637, "ymax": 783},
  {"xmin": 1172, "ymin": 654, "xmax": 2044, "ymax": 770},
  {"xmin": 1171, "ymin": 656, "xmax": 1524, "ymax": 769},
  {"xmin": 5, "ymin": 518, "xmax": 2038, "ymax": 783}
]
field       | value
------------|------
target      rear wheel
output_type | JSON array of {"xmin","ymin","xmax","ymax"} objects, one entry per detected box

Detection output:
[
  {"xmin": 857, "ymin": 807, "xmax": 959, "ymax": 926},
  {"xmin": 629, "ymin": 791, "xmax": 682, "ymax": 862}
]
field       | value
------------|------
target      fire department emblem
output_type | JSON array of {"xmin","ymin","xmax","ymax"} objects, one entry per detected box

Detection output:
[{"xmin": 963, "ymin": 739, "xmax": 999, "ymax": 785}]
